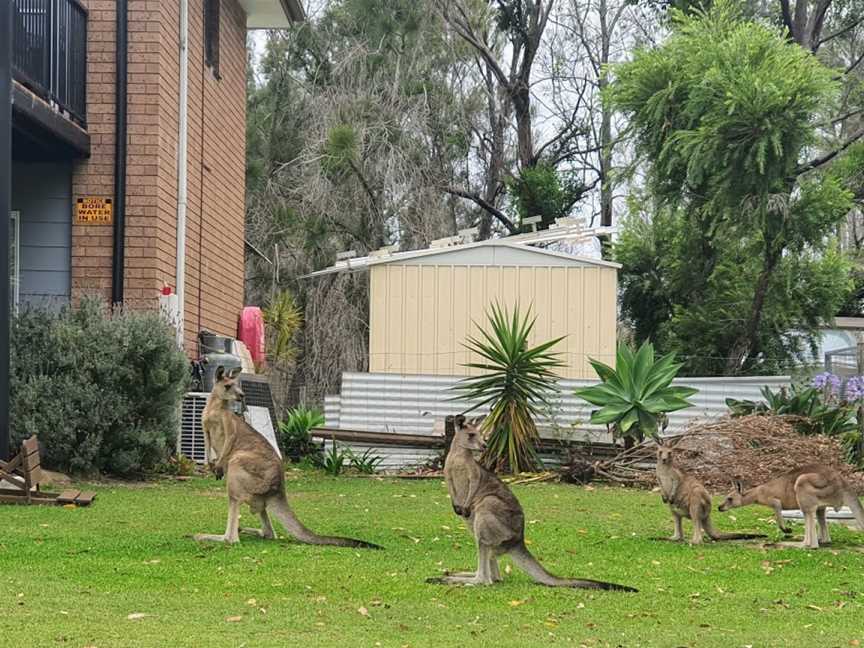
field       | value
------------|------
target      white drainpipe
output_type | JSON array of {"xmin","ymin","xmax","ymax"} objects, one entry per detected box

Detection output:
[{"xmin": 175, "ymin": 0, "xmax": 189, "ymax": 348}]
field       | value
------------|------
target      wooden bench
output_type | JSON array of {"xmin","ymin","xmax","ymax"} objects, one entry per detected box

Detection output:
[{"xmin": 0, "ymin": 436, "xmax": 95, "ymax": 507}]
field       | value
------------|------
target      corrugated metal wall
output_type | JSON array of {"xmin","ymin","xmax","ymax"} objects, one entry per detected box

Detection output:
[
  {"xmin": 368, "ymin": 263, "xmax": 618, "ymax": 379},
  {"xmin": 324, "ymin": 372, "xmax": 790, "ymax": 469}
]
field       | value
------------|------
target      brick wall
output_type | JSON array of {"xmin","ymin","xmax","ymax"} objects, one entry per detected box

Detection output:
[
  {"xmin": 71, "ymin": 0, "xmax": 115, "ymax": 302},
  {"xmin": 71, "ymin": 0, "xmax": 248, "ymax": 351}
]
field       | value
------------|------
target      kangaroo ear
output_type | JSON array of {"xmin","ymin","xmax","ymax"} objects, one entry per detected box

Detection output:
[
  {"xmin": 734, "ymin": 479, "xmax": 744, "ymax": 494},
  {"xmin": 215, "ymin": 365, "xmax": 226, "ymax": 382},
  {"xmin": 228, "ymin": 366, "xmax": 242, "ymax": 379},
  {"xmin": 470, "ymin": 415, "xmax": 485, "ymax": 427},
  {"xmin": 454, "ymin": 414, "xmax": 466, "ymax": 429}
]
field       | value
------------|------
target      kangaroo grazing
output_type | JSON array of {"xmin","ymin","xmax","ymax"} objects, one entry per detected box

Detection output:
[
  {"xmin": 718, "ymin": 463, "xmax": 864, "ymax": 549},
  {"xmin": 426, "ymin": 416, "xmax": 637, "ymax": 591},
  {"xmin": 195, "ymin": 366, "xmax": 380, "ymax": 549},
  {"xmin": 655, "ymin": 441, "xmax": 764, "ymax": 544}
]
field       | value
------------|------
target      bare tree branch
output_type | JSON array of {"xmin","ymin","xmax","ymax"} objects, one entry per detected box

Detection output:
[
  {"xmin": 845, "ymin": 49, "xmax": 864, "ymax": 75},
  {"xmin": 817, "ymin": 16, "xmax": 864, "ymax": 47},
  {"xmin": 796, "ymin": 127, "xmax": 864, "ymax": 175},
  {"xmin": 445, "ymin": 186, "xmax": 518, "ymax": 233}
]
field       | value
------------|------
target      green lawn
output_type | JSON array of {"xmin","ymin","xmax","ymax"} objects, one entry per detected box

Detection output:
[{"xmin": 1, "ymin": 469, "xmax": 863, "ymax": 648}]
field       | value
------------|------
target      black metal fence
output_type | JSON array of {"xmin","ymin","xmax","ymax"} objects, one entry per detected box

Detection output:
[{"xmin": 12, "ymin": 0, "xmax": 87, "ymax": 126}]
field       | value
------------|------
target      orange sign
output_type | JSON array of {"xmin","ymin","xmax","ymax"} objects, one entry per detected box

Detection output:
[{"xmin": 75, "ymin": 197, "xmax": 113, "ymax": 225}]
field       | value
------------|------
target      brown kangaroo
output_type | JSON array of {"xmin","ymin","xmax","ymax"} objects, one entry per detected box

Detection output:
[
  {"xmin": 656, "ymin": 441, "xmax": 764, "ymax": 544},
  {"xmin": 718, "ymin": 464, "xmax": 864, "ymax": 549},
  {"xmin": 427, "ymin": 416, "xmax": 637, "ymax": 591},
  {"xmin": 195, "ymin": 366, "xmax": 380, "ymax": 549}
]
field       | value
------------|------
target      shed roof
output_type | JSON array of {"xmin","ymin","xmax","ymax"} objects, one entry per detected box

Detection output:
[
  {"xmin": 240, "ymin": 0, "xmax": 305, "ymax": 28},
  {"xmin": 302, "ymin": 238, "xmax": 621, "ymax": 279}
]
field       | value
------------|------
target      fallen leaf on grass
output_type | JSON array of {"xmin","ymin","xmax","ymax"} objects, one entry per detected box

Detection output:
[
  {"xmin": 246, "ymin": 598, "xmax": 257, "ymax": 606},
  {"xmin": 358, "ymin": 606, "xmax": 370, "ymax": 617},
  {"xmin": 509, "ymin": 599, "xmax": 527, "ymax": 608},
  {"xmin": 806, "ymin": 605, "xmax": 824, "ymax": 612},
  {"xmin": 225, "ymin": 616, "xmax": 243, "ymax": 623},
  {"xmin": 126, "ymin": 613, "xmax": 150, "ymax": 621}
]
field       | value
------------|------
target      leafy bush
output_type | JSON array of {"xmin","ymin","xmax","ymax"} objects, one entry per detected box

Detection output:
[
  {"xmin": 575, "ymin": 342, "xmax": 698, "ymax": 446},
  {"xmin": 10, "ymin": 298, "xmax": 190, "ymax": 476},
  {"xmin": 278, "ymin": 406, "xmax": 325, "ymax": 461},
  {"xmin": 452, "ymin": 303, "xmax": 564, "ymax": 473},
  {"xmin": 158, "ymin": 454, "xmax": 197, "ymax": 477}
]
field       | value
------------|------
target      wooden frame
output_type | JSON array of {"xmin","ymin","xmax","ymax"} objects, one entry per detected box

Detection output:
[{"xmin": 0, "ymin": 435, "xmax": 95, "ymax": 507}]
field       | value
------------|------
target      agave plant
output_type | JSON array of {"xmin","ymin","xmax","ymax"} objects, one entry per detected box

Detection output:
[
  {"xmin": 574, "ymin": 342, "xmax": 698, "ymax": 446},
  {"xmin": 452, "ymin": 303, "xmax": 564, "ymax": 473},
  {"xmin": 278, "ymin": 406, "xmax": 325, "ymax": 462}
]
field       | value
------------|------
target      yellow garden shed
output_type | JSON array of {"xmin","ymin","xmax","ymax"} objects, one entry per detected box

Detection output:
[{"xmin": 364, "ymin": 240, "xmax": 619, "ymax": 379}]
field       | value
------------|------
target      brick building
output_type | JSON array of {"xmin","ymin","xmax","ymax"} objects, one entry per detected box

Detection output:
[{"xmin": 9, "ymin": 0, "xmax": 303, "ymax": 349}]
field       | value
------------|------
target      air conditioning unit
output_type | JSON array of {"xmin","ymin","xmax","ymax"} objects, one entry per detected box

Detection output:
[
  {"xmin": 179, "ymin": 392, "xmax": 208, "ymax": 463},
  {"xmin": 178, "ymin": 375, "xmax": 280, "ymax": 464}
]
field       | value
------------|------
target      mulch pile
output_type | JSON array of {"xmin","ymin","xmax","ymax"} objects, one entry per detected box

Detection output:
[{"xmin": 575, "ymin": 414, "xmax": 864, "ymax": 494}]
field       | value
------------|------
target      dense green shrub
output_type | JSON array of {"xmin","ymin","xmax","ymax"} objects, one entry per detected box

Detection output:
[{"xmin": 10, "ymin": 298, "xmax": 190, "ymax": 476}]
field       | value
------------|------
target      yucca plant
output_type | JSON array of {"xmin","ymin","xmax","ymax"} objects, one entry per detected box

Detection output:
[
  {"xmin": 263, "ymin": 291, "xmax": 303, "ymax": 363},
  {"xmin": 452, "ymin": 303, "xmax": 564, "ymax": 473},
  {"xmin": 574, "ymin": 342, "xmax": 698, "ymax": 446}
]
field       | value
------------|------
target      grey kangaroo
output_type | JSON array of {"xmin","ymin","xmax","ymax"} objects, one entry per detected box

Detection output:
[
  {"xmin": 719, "ymin": 464, "xmax": 864, "ymax": 549},
  {"xmin": 195, "ymin": 366, "xmax": 380, "ymax": 549},
  {"xmin": 656, "ymin": 440, "xmax": 764, "ymax": 544},
  {"xmin": 427, "ymin": 415, "xmax": 637, "ymax": 591}
]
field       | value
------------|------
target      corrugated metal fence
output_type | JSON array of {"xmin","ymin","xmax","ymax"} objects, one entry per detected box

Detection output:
[{"xmin": 323, "ymin": 372, "xmax": 790, "ymax": 469}]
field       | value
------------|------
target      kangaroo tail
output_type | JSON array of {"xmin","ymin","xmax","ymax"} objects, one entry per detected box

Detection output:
[
  {"xmin": 508, "ymin": 543, "xmax": 637, "ymax": 592},
  {"xmin": 704, "ymin": 518, "xmax": 766, "ymax": 541},
  {"xmin": 708, "ymin": 531, "xmax": 767, "ymax": 540},
  {"xmin": 843, "ymin": 492, "xmax": 864, "ymax": 531},
  {"xmin": 267, "ymin": 494, "xmax": 381, "ymax": 549}
]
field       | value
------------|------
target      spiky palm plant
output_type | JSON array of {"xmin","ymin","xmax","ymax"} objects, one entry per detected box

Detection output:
[{"xmin": 453, "ymin": 303, "xmax": 564, "ymax": 473}]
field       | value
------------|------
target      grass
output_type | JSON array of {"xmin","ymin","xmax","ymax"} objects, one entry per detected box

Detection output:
[{"xmin": 1, "ymin": 469, "xmax": 864, "ymax": 647}]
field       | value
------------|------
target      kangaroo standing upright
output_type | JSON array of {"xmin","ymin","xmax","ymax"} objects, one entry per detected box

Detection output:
[
  {"xmin": 427, "ymin": 416, "xmax": 636, "ymax": 591},
  {"xmin": 655, "ymin": 441, "xmax": 764, "ymax": 544},
  {"xmin": 195, "ymin": 366, "xmax": 380, "ymax": 549},
  {"xmin": 719, "ymin": 464, "xmax": 864, "ymax": 549}
]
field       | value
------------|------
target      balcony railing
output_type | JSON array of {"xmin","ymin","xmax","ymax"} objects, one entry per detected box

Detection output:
[{"xmin": 12, "ymin": 0, "xmax": 87, "ymax": 127}]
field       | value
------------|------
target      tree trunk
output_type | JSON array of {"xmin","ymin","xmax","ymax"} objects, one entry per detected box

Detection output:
[
  {"xmin": 513, "ymin": 84, "xmax": 534, "ymax": 171},
  {"xmin": 478, "ymin": 68, "xmax": 509, "ymax": 240},
  {"xmin": 598, "ymin": 0, "xmax": 613, "ymax": 228},
  {"xmin": 725, "ymin": 247, "xmax": 781, "ymax": 374}
]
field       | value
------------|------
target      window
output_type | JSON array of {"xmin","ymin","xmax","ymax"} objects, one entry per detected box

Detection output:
[
  {"xmin": 204, "ymin": 0, "xmax": 221, "ymax": 79},
  {"xmin": 9, "ymin": 211, "xmax": 19, "ymax": 314}
]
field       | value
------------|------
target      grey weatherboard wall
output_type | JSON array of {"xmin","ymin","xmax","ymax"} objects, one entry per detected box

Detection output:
[{"xmin": 11, "ymin": 162, "xmax": 72, "ymax": 307}]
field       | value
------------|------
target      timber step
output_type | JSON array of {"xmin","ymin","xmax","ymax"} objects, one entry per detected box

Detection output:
[{"xmin": 57, "ymin": 490, "xmax": 97, "ymax": 507}]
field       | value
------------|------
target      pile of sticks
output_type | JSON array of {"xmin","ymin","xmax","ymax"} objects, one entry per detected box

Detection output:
[{"xmin": 562, "ymin": 415, "xmax": 864, "ymax": 492}]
